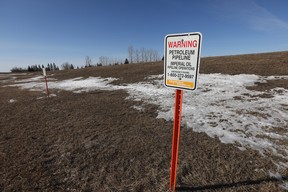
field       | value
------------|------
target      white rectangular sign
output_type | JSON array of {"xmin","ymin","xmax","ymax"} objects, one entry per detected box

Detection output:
[{"xmin": 164, "ymin": 32, "xmax": 202, "ymax": 91}]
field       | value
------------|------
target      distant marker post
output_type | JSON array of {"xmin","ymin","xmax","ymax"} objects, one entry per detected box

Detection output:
[
  {"xmin": 164, "ymin": 32, "xmax": 202, "ymax": 191},
  {"xmin": 42, "ymin": 68, "xmax": 49, "ymax": 97}
]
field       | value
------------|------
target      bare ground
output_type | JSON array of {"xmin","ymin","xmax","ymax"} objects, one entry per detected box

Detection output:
[{"xmin": 1, "ymin": 51, "xmax": 288, "ymax": 191}]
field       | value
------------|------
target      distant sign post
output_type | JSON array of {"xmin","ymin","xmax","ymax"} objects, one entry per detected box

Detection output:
[
  {"xmin": 42, "ymin": 68, "xmax": 50, "ymax": 97},
  {"xmin": 164, "ymin": 32, "xmax": 202, "ymax": 191}
]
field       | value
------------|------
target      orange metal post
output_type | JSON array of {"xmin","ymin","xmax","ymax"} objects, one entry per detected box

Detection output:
[
  {"xmin": 169, "ymin": 89, "xmax": 183, "ymax": 191},
  {"xmin": 45, "ymin": 76, "xmax": 49, "ymax": 97}
]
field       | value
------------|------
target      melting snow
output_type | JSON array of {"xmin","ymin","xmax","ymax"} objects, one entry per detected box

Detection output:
[
  {"xmin": 125, "ymin": 74, "xmax": 288, "ymax": 168},
  {"xmin": 4, "ymin": 73, "xmax": 288, "ymax": 173},
  {"xmin": 7, "ymin": 76, "xmax": 117, "ymax": 93}
]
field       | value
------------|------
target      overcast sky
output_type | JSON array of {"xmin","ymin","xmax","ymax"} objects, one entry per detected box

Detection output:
[{"xmin": 0, "ymin": 0, "xmax": 288, "ymax": 72}]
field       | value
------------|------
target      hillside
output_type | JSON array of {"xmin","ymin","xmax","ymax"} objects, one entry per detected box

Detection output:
[
  {"xmin": 201, "ymin": 51, "xmax": 288, "ymax": 75},
  {"xmin": 0, "ymin": 51, "xmax": 288, "ymax": 191},
  {"xmin": 48, "ymin": 51, "xmax": 288, "ymax": 83}
]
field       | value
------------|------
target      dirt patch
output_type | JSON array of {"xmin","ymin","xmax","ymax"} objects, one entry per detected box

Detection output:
[{"xmin": 247, "ymin": 79, "xmax": 288, "ymax": 92}]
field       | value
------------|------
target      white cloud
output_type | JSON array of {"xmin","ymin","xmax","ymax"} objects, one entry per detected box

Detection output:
[
  {"xmin": 246, "ymin": 1, "xmax": 288, "ymax": 31},
  {"xmin": 217, "ymin": 0, "xmax": 288, "ymax": 31}
]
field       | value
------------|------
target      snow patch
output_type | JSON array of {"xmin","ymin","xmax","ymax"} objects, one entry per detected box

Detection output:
[
  {"xmin": 7, "ymin": 76, "xmax": 117, "ymax": 93},
  {"xmin": 132, "ymin": 105, "xmax": 144, "ymax": 112},
  {"xmin": 9, "ymin": 99, "xmax": 16, "ymax": 103},
  {"xmin": 5, "ymin": 73, "xmax": 288, "ymax": 172},
  {"xmin": 122, "ymin": 74, "xmax": 288, "ymax": 170},
  {"xmin": 14, "ymin": 76, "xmax": 43, "ymax": 83}
]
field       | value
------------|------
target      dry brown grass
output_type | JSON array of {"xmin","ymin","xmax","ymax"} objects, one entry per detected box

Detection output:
[{"xmin": 1, "ymin": 51, "xmax": 288, "ymax": 191}]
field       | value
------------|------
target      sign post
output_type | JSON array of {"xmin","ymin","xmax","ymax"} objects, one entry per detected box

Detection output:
[
  {"xmin": 164, "ymin": 32, "xmax": 202, "ymax": 191},
  {"xmin": 170, "ymin": 89, "xmax": 183, "ymax": 190},
  {"xmin": 42, "ymin": 68, "xmax": 49, "ymax": 97}
]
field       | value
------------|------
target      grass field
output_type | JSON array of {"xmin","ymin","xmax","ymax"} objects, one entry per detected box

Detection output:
[{"xmin": 1, "ymin": 51, "xmax": 288, "ymax": 191}]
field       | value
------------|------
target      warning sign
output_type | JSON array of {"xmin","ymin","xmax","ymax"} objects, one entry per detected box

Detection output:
[{"xmin": 164, "ymin": 32, "xmax": 202, "ymax": 91}]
